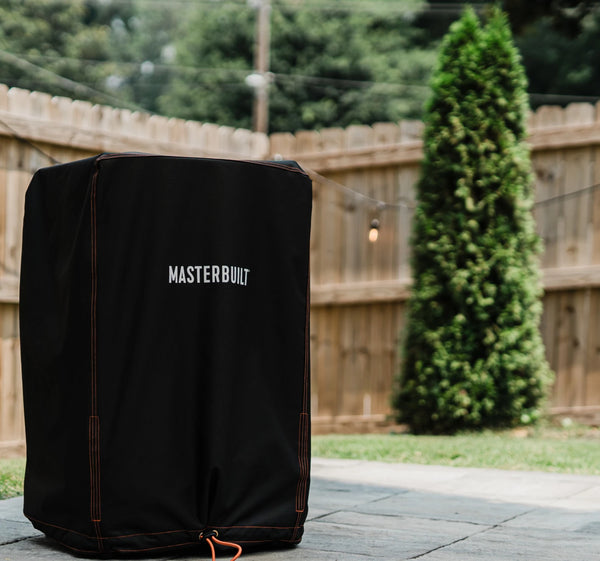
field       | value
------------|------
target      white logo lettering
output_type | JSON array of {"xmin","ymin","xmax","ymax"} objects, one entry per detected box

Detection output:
[{"xmin": 168, "ymin": 265, "xmax": 251, "ymax": 286}]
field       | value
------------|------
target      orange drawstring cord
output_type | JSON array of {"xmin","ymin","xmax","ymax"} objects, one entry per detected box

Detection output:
[{"xmin": 203, "ymin": 532, "xmax": 243, "ymax": 561}]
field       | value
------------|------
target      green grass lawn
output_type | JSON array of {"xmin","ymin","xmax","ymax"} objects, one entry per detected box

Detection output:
[
  {"xmin": 313, "ymin": 424, "xmax": 600, "ymax": 475},
  {"xmin": 0, "ymin": 458, "xmax": 25, "ymax": 500},
  {"xmin": 1, "ymin": 424, "xmax": 599, "ymax": 499}
]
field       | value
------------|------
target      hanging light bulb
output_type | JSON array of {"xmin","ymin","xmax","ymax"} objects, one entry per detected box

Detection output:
[{"xmin": 369, "ymin": 218, "xmax": 380, "ymax": 243}]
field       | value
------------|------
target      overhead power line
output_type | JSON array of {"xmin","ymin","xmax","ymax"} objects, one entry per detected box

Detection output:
[
  {"xmin": 529, "ymin": 93, "xmax": 600, "ymax": 103},
  {"xmin": 272, "ymin": 1, "xmax": 488, "ymax": 13},
  {"xmin": 0, "ymin": 49, "xmax": 148, "ymax": 113},
  {"xmin": 13, "ymin": 0, "xmax": 491, "ymax": 14},
  {"xmin": 3, "ymin": 49, "xmax": 600, "ymax": 108},
  {"xmin": 0, "ymin": 102, "xmax": 599, "ymax": 220},
  {"xmin": 5, "ymin": 50, "xmax": 431, "ymax": 91},
  {"xmin": 274, "ymin": 72, "xmax": 430, "ymax": 91},
  {"xmin": 0, "ymin": 51, "xmax": 254, "ymax": 77},
  {"xmin": 26, "ymin": 0, "xmax": 246, "ymax": 7}
]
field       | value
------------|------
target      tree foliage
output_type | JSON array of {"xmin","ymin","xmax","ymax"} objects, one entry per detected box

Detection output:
[
  {"xmin": 160, "ymin": 1, "xmax": 435, "ymax": 132},
  {"xmin": 0, "ymin": 0, "xmax": 177, "ymax": 110},
  {"xmin": 0, "ymin": 1, "xmax": 599, "ymax": 131},
  {"xmin": 423, "ymin": 0, "xmax": 600, "ymax": 107},
  {"xmin": 513, "ymin": 7, "xmax": 600, "ymax": 106},
  {"xmin": 393, "ymin": 7, "xmax": 553, "ymax": 434},
  {"xmin": 0, "ymin": 0, "xmax": 136, "ymax": 102},
  {"xmin": 0, "ymin": 1, "xmax": 438, "ymax": 132}
]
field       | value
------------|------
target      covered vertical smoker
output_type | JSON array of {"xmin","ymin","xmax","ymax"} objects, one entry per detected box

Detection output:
[{"xmin": 19, "ymin": 154, "xmax": 312, "ymax": 555}]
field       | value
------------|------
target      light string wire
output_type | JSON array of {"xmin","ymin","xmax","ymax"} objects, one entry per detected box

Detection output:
[
  {"xmin": 307, "ymin": 168, "xmax": 600, "ymax": 211},
  {"xmin": 0, "ymin": 49, "xmax": 150, "ymax": 114},
  {"xmin": 11, "ymin": 0, "xmax": 493, "ymax": 13},
  {"xmin": 5, "ymin": 49, "xmax": 600, "ymax": 105},
  {"xmin": 0, "ymin": 114, "xmax": 61, "ymax": 166},
  {"xmin": 305, "ymin": 168, "xmax": 416, "ymax": 209},
  {"xmin": 0, "ymin": 112, "xmax": 599, "ymax": 213}
]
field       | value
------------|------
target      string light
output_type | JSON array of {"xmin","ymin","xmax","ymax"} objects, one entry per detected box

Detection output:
[
  {"xmin": 368, "ymin": 218, "xmax": 380, "ymax": 243},
  {"xmin": 369, "ymin": 201, "xmax": 386, "ymax": 242},
  {"xmin": 2, "ymin": 107, "xmax": 600, "ymax": 250},
  {"xmin": 307, "ymin": 168, "xmax": 600, "ymax": 243},
  {"xmin": 305, "ymin": 168, "xmax": 416, "ymax": 210}
]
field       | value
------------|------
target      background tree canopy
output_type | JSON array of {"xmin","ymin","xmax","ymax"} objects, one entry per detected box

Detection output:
[
  {"xmin": 0, "ymin": 0, "xmax": 598, "ymax": 132},
  {"xmin": 160, "ymin": 0, "xmax": 433, "ymax": 131}
]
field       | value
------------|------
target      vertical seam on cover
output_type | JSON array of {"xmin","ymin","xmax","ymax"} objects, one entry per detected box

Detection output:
[
  {"xmin": 293, "ymin": 269, "xmax": 311, "ymax": 541},
  {"xmin": 89, "ymin": 159, "xmax": 103, "ymax": 552},
  {"xmin": 303, "ymin": 268, "xmax": 311, "ymax": 414}
]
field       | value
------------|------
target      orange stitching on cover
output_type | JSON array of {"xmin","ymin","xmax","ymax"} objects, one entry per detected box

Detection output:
[
  {"xmin": 280, "ymin": 537, "xmax": 303, "ymax": 544},
  {"xmin": 104, "ymin": 529, "xmax": 196, "ymax": 539},
  {"xmin": 88, "ymin": 418, "xmax": 93, "ymax": 522},
  {"xmin": 227, "ymin": 539, "xmax": 271, "ymax": 544},
  {"xmin": 304, "ymin": 265, "xmax": 311, "ymax": 412},
  {"xmin": 96, "ymin": 417, "xmax": 102, "ymax": 523},
  {"xmin": 293, "ymin": 270, "xmax": 311, "ymax": 541},
  {"xmin": 90, "ymin": 162, "xmax": 99, "ymax": 418},
  {"xmin": 26, "ymin": 515, "xmax": 94, "ymax": 539},
  {"xmin": 94, "ymin": 520, "xmax": 103, "ymax": 553},
  {"xmin": 296, "ymin": 413, "xmax": 309, "ymax": 512},
  {"xmin": 92, "ymin": 418, "xmax": 102, "ymax": 551},
  {"xmin": 115, "ymin": 541, "xmax": 200, "ymax": 554},
  {"xmin": 26, "ymin": 515, "xmax": 296, "ymax": 541},
  {"xmin": 89, "ymin": 165, "xmax": 96, "ymax": 522},
  {"xmin": 89, "ymin": 159, "xmax": 103, "ymax": 553},
  {"xmin": 50, "ymin": 542, "xmax": 103, "ymax": 555},
  {"xmin": 90, "ymin": 418, "xmax": 97, "ymax": 522},
  {"xmin": 209, "ymin": 524, "xmax": 296, "ymax": 530}
]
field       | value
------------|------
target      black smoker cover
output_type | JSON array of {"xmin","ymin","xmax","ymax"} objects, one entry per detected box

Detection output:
[{"xmin": 19, "ymin": 154, "xmax": 312, "ymax": 555}]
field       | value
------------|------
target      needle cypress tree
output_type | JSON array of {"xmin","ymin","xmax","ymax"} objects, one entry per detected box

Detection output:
[{"xmin": 394, "ymin": 7, "xmax": 553, "ymax": 434}]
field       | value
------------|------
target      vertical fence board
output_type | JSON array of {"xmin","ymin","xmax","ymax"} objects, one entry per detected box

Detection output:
[
  {"xmin": 370, "ymin": 302, "xmax": 392, "ymax": 416},
  {"xmin": 592, "ymin": 146, "xmax": 600, "ymax": 264},
  {"xmin": 561, "ymin": 147, "xmax": 593, "ymax": 266},
  {"xmin": 340, "ymin": 173, "xmax": 358, "ymax": 283},
  {"xmin": 3, "ymin": 84, "xmax": 600, "ymax": 442},
  {"xmin": 534, "ymin": 151, "xmax": 562, "ymax": 268},
  {"xmin": 0, "ymin": 304, "xmax": 21, "ymax": 442},
  {"xmin": 0, "ymin": 84, "xmax": 285, "ymax": 452},
  {"xmin": 397, "ymin": 164, "xmax": 418, "ymax": 279},
  {"xmin": 585, "ymin": 290, "xmax": 600, "ymax": 406},
  {"xmin": 338, "ymin": 306, "xmax": 356, "ymax": 416},
  {"xmin": 319, "ymin": 162, "xmax": 345, "ymax": 282},
  {"xmin": 540, "ymin": 291, "xmax": 559, "ymax": 381},
  {"xmin": 553, "ymin": 292, "xmax": 572, "ymax": 407},
  {"xmin": 309, "ymin": 180, "xmax": 321, "ymax": 285}
]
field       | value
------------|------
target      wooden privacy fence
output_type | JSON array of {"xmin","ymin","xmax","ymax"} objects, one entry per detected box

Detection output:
[
  {"xmin": 0, "ymin": 85, "xmax": 269, "ymax": 456},
  {"xmin": 273, "ymin": 102, "xmax": 600, "ymax": 431},
  {"xmin": 1, "ymin": 85, "xmax": 600, "ymax": 454}
]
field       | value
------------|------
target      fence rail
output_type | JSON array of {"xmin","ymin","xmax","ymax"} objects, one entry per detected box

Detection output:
[
  {"xmin": 275, "ymin": 101, "xmax": 600, "ymax": 431},
  {"xmin": 0, "ymin": 86, "xmax": 599, "ymax": 454},
  {"xmin": 0, "ymin": 85, "xmax": 269, "ymax": 456}
]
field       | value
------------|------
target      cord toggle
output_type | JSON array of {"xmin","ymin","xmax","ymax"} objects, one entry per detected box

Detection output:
[{"xmin": 199, "ymin": 529, "xmax": 242, "ymax": 561}]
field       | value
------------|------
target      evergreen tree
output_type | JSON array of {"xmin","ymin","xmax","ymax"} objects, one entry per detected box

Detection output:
[{"xmin": 394, "ymin": 7, "xmax": 553, "ymax": 434}]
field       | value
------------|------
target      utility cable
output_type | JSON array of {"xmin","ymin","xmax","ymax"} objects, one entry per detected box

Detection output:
[
  {"xmin": 0, "ymin": 49, "xmax": 149, "ymax": 114},
  {"xmin": 0, "ymin": 98, "xmax": 598, "ymax": 214}
]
